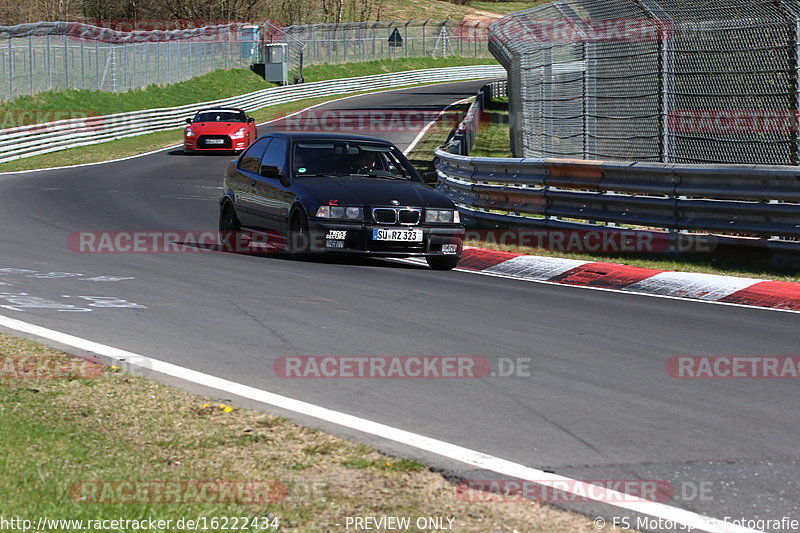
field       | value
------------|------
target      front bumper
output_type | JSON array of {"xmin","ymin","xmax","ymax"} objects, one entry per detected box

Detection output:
[
  {"xmin": 306, "ymin": 220, "xmax": 464, "ymax": 257},
  {"xmin": 184, "ymin": 136, "xmax": 248, "ymax": 152}
]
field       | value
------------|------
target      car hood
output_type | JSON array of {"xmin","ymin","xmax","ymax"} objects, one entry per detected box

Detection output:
[
  {"xmin": 297, "ymin": 176, "xmax": 455, "ymax": 209},
  {"xmin": 189, "ymin": 122, "xmax": 246, "ymax": 135}
]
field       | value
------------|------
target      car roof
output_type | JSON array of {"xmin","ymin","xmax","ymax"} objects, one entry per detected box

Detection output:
[
  {"xmin": 195, "ymin": 108, "xmax": 246, "ymax": 113},
  {"xmin": 262, "ymin": 132, "xmax": 397, "ymax": 145}
]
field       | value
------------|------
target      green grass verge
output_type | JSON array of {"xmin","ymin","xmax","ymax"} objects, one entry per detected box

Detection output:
[
  {"xmin": 0, "ymin": 58, "xmax": 497, "ymax": 125},
  {"xmin": 0, "ymin": 333, "xmax": 602, "ymax": 532},
  {"xmin": 470, "ymin": 97, "xmax": 511, "ymax": 158},
  {"xmin": 0, "ymin": 69, "xmax": 269, "ymax": 120}
]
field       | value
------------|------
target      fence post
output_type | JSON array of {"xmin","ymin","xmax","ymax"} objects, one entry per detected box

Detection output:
[
  {"xmin": 94, "ymin": 39, "xmax": 100, "ymax": 90},
  {"xmin": 404, "ymin": 21, "xmax": 410, "ymax": 58},
  {"xmin": 7, "ymin": 37, "xmax": 13, "ymax": 98},
  {"xmin": 790, "ymin": 8, "xmax": 800, "ymax": 165},
  {"xmin": 46, "ymin": 33, "xmax": 52, "ymax": 89},
  {"xmin": 79, "ymin": 35, "xmax": 84, "ymax": 90},
  {"xmin": 633, "ymin": 0, "xmax": 673, "ymax": 162},
  {"xmin": 62, "ymin": 32, "xmax": 68, "ymax": 88},
  {"xmin": 28, "ymin": 34, "xmax": 34, "ymax": 94}
]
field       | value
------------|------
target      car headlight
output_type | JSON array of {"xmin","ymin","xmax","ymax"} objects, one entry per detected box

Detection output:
[
  {"xmin": 425, "ymin": 209, "xmax": 460, "ymax": 224},
  {"xmin": 184, "ymin": 127, "xmax": 194, "ymax": 137},
  {"xmin": 315, "ymin": 206, "xmax": 364, "ymax": 220},
  {"xmin": 232, "ymin": 127, "xmax": 247, "ymax": 139}
]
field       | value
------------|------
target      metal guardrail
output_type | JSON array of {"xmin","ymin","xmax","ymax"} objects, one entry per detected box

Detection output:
[
  {"xmin": 0, "ymin": 65, "xmax": 505, "ymax": 165},
  {"xmin": 435, "ymin": 134, "xmax": 800, "ymax": 243}
]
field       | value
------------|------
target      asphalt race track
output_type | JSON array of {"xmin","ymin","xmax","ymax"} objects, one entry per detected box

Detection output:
[{"xmin": 1, "ymin": 80, "xmax": 798, "ymax": 530}]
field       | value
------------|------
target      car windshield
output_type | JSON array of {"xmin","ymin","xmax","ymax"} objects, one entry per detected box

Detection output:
[
  {"xmin": 193, "ymin": 111, "xmax": 246, "ymax": 123},
  {"xmin": 292, "ymin": 141, "xmax": 413, "ymax": 180}
]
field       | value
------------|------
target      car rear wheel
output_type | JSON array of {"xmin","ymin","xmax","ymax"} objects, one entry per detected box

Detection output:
[
  {"xmin": 426, "ymin": 255, "xmax": 460, "ymax": 271},
  {"xmin": 287, "ymin": 210, "xmax": 310, "ymax": 258}
]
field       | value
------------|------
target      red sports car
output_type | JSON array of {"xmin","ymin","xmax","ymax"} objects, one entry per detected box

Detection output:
[{"xmin": 183, "ymin": 107, "xmax": 257, "ymax": 154}]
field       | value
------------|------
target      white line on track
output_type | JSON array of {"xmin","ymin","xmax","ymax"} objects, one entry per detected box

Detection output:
[
  {"xmin": 0, "ymin": 313, "xmax": 763, "ymax": 533},
  {"xmin": 403, "ymin": 95, "xmax": 474, "ymax": 155}
]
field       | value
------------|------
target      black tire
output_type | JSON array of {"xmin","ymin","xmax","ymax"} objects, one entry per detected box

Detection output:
[
  {"xmin": 286, "ymin": 210, "xmax": 310, "ymax": 258},
  {"xmin": 426, "ymin": 255, "xmax": 460, "ymax": 271},
  {"xmin": 219, "ymin": 202, "xmax": 244, "ymax": 252}
]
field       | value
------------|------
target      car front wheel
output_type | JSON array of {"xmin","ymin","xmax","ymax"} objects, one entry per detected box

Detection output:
[
  {"xmin": 287, "ymin": 210, "xmax": 310, "ymax": 258},
  {"xmin": 219, "ymin": 202, "xmax": 244, "ymax": 250}
]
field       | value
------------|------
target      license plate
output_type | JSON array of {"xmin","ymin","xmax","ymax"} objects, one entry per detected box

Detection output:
[
  {"xmin": 205, "ymin": 139, "xmax": 225, "ymax": 145},
  {"xmin": 372, "ymin": 228, "xmax": 423, "ymax": 242}
]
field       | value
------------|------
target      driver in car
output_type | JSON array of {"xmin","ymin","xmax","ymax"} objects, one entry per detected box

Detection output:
[{"xmin": 349, "ymin": 151, "xmax": 377, "ymax": 174}]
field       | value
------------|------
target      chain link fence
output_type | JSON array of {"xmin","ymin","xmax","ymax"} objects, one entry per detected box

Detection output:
[
  {"xmin": 0, "ymin": 22, "xmax": 255, "ymax": 101},
  {"xmin": 272, "ymin": 20, "xmax": 493, "ymax": 76},
  {"xmin": 489, "ymin": 0, "xmax": 800, "ymax": 165},
  {"xmin": 0, "ymin": 19, "xmax": 494, "ymax": 103}
]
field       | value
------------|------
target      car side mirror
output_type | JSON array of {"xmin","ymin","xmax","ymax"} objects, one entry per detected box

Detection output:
[
  {"xmin": 185, "ymin": 118, "xmax": 192, "ymax": 124},
  {"xmin": 247, "ymin": 117, "xmax": 255, "ymax": 123},
  {"xmin": 423, "ymin": 171, "xmax": 439, "ymax": 186},
  {"xmin": 261, "ymin": 165, "xmax": 279, "ymax": 178},
  {"xmin": 261, "ymin": 165, "xmax": 289, "ymax": 186}
]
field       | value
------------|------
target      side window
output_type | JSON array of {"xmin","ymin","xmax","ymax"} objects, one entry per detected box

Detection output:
[
  {"xmin": 238, "ymin": 137, "xmax": 271, "ymax": 173},
  {"xmin": 260, "ymin": 137, "xmax": 288, "ymax": 175}
]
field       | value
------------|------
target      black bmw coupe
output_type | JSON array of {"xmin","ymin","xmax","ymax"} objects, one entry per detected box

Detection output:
[{"xmin": 219, "ymin": 132, "xmax": 464, "ymax": 270}]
